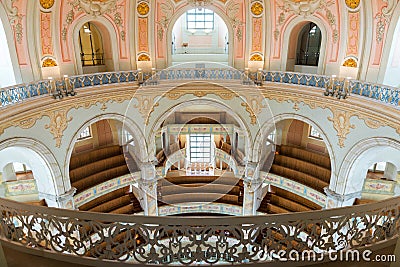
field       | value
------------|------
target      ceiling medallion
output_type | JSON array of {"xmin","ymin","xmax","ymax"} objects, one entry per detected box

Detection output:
[
  {"xmin": 40, "ymin": 0, "xmax": 55, "ymax": 9},
  {"xmin": 345, "ymin": 0, "xmax": 360, "ymax": 10},
  {"xmin": 251, "ymin": 2, "xmax": 263, "ymax": 16},
  {"xmin": 137, "ymin": 2, "xmax": 150, "ymax": 16}
]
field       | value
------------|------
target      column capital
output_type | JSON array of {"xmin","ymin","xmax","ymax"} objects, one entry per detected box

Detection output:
[
  {"xmin": 324, "ymin": 187, "xmax": 362, "ymax": 208},
  {"xmin": 39, "ymin": 188, "xmax": 77, "ymax": 209},
  {"xmin": 244, "ymin": 161, "xmax": 259, "ymax": 180}
]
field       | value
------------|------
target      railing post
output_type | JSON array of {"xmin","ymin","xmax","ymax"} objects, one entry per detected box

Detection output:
[
  {"xmin": 63, "ymin": 75, "xmax": 76, "ymax": 96},
  {"xmin": 139, "ymin": 161, "xmax": 159, "ymax": 216},
  {"xmin": 48, "ymin": 77, "xmax": 63, "ymax": 99},
  {"xmin": 138, "ymin": 68, "xmax": 143, "ymax": 85},
  {"xmin": 242, "ymin": 161, "xmax": 261, "ymax": 215}
]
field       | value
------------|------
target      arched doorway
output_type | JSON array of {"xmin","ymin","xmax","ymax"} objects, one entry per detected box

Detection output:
[
  {"xmin": 295, "ymin": 23, "xmax": 321, "ymax": 67},
  {"xmin": 79, "ymin": 22, "xmax": 105, "ymax": 70},
  {"xmin": 169, "ymin": 8, "xmax": 232, "ymax": 67},
  {"xmin": 284, "ymin": 20, "xmax": 326, "ymax": 74},
  {"xmin": 73, "ymin": 19, "xmax": 118, "ymax": 74}
]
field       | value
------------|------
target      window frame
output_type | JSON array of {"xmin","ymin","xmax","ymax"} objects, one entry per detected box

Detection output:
[
  {"xmin": 189, "ymin": 133, "xmax": 212, "ymax": 163},
  {"xmin": 186, "ymin": 9, "xmax": 215, "ymax": 31},
  {"xmin": 77, "ymin": 126, "xmax": 92, "ymax": 141},
  {"xmin": 308, "ymin": 125, "xmax": 323, "ymax": 140}
]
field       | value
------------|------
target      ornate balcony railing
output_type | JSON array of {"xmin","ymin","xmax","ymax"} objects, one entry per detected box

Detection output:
[
  {"xmin": 0, "ymin": 196, "xmax": 399, "ymax": 265},
  {"xmin": 1, "ymin": 69, "xmax": 399, "ymax": 108},
  {"xmin": 259, "ymin": 71, "xmax": 400, "ymax": 106}
]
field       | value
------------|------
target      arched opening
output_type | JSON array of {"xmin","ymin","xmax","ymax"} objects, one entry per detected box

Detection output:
[
  {"xmin": 267, "ymin": 118, "xmax": 332, "ymax": 194},
  {"xmin": 285, "ymin": 21, "xmax": 325, "ymax": 74},
  {"xmin": 68, "ymin": 119, "xmax": 143, "ymax": 214},
  {"xmin": 0, "ymin": 140, "xmax": 64, "ymax": 207},
  {"xmin": 383, "ymin": 17, "xmax": 400, "ymax": 87},
  {"xmin": 73, "ymin": 19, "xmax": 117, "ymax": 74},
  {"xmin": 296, "ymin": 23, "xmax": 321, "ymax": 67},
  {"xmin": 0, "ymin": 17, "xmax": 16, "ymax": 87},
  {"xmin": 79, "ymin": 22, "xmax": 104, "ymax": 68},
  {"xmin": 336, "ymin": 138, "xmax": 400, "ymax": 200},
  {"xmin": 170, "ymin": 8, "xmax": 230, "ymax": 66}
]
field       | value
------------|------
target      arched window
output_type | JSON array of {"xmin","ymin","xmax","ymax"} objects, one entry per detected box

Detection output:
[
  {"xmin": 0, "ymin": 18, "xmax": 16, "ymax": 87},
  {"xmin": 296, "ymin": 23, "xmax": 321, "ymax": 66},
  {"xmin": 79, "ymin": 22, "xmax": 104, "ymax": 66}
]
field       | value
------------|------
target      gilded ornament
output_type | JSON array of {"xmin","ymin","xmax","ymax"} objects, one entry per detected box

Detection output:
[
  {"xmin": 137, "ymin": 2, "xmax": 150, "ymax": 16},
  {"xmin": 345, "ymin": 0, "xmax": 360, "ymax": 9},
  {"xmin": 42, "ymin": 58, "xmax": 58, "ymax": 67},
  {"xmin": 40, "ymin": 0, "xmax": 55, "ymax": 9},
  {"xmin": 250, "ymin": 54, "xmax": 263, "ymax": 61},
  {"xmin": 342, "ymin": 58, "xmax": 358, "ymax": 68},
  {"xmin": 138, "ymin": 54, "xmax": 151, "ymax": 61},
  {"xmin": 251, "ymin": 2, "xmax": 263, "ymax": 16}
]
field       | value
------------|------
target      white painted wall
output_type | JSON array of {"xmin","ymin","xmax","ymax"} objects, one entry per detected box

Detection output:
[
  {"xmin": 0, "ymin": 19, "xmax": 16, "ymax": 87},
  {"xmin": 383, "ymin": 19, "xmax": 400, "ymax": 87}
]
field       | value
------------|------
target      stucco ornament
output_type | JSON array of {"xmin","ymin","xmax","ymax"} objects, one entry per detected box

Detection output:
[
  {"xmin": 157, "ymin": 0, "xmax": 174, "ymax": 40},
  {"xmin": 40, "ymin": 0, "xmax": 55, "ymax": 9},
  {"xmin": 70, "ymin": 0, "xmax": 117, "ymax": 17},
  {"xmin": 2, "ymin": 0, "xmax": 23, "ymax": 43},
  {"xmin": 375, "ymin": 0, "xmax": 396, "ymax": 43},
  {"xmin": 284, "ymin": 0, "xmax": 321, "ymax": 17}
]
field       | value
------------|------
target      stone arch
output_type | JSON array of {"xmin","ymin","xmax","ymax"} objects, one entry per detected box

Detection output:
[
  {"xmin": 0, "ymin": 138, "xmax": 64, "ymax": 206},
  {"xmin": 281, "ymin": 16, "xmax": 329, "ymax": 74},
  {"xmin": 333, "ymin": 137, "xmax": 400, "ymax": 195},
  {"xmin": 64, "ymin": 113, "xmax": 148, "ymax": 180},
  {"xmin": 252, "ymin": 113, "xmax": 336, "ymax": 180},
  {"xmin": 145, "ymin": 97, "xmax": 254, "ymax": 164},
  {"xmin": 165, "ymin": 5, "xmax": 235, "ymax": 67},
  {"xmin": 0, "ymin": 3, "xmax": 22, "ymax": 84},
  {"xmin": 70, "ymin": 16, "xmax": 120, "ymax": 74}
]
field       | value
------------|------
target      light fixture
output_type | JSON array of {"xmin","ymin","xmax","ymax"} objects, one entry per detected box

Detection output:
[{"xmin": 324, "ymin": 75, "xmax": 351, "ymax": 99}]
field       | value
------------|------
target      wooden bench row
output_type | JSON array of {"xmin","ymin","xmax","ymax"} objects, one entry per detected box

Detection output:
[
  {"xmin": 274, "ymin": 154, "xmax": 331, "ymax": 183},
  {"xmin": 70, "ymin": 145, "xmax": 123, "ymax": 170},
  {"xmin": 79, "ymin": 187, "xmax": 129, "ymax": 211},
  {"xmin": 72, "ymin": 164, "xmax": 130, "ymax": 193},
  {"xmin": 159, "ymin": 193, "xmax": 239, "ymax": 205},
  {"xmin": 279, "ymin": 145, "xmax": 331, "ymax": 169},
  {"xmin": 162, "ymin": 175, "xmax": 241, "ymax": 186},
  {"xmin": 160, "ymin": 183, "xmax": 241, "ymax": 196},
  {"xmin": 270, "ymin": 165, "xmax": 329, "ymax": 193},
  {"xmin": 70, "ymin": 154, "xmax": 126, "ymax": 183},
  {"xmin": 272, "ymin": 186, "xmax": 322, "ymax": 210},
  {"xmin": 269, "ymin": 195, "xmax": 311, "ymax": 213}
]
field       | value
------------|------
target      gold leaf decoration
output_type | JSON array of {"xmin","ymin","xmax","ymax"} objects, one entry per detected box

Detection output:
[
  {"xmin": 40, "ymin": 0, "xmax": 55, "ymax": 9},
  {"xmin": 42, "ymin": 58, "xmax": 57, "ymax": 67},
  {"xmin": 327, "ymin": 110, "xmax": 355, "ymax": 148},
  {"xmin": 250, "ymin": 54, "xmax": 263, "ymax": 61},
  {"xmin": 137, "ymin": 2, "xmax": 150, "ymax": 16},
  {"xmin": 345, "ymin": 0, "xmax": 360, "ymax": 9},
  {"xmin": 251, "ymin": 2, "xmax": 263, "ymax": 16},
  {"xmin": 138, "ymin": 54, "xmax": 151, "ymax": 61},
  {"xmin": 343, "ymin": 58, "xmax": 358, "ymax": 68},
  {"xmin": 45, "ymin": 109, "xmax": 72, "ymax": 148}
]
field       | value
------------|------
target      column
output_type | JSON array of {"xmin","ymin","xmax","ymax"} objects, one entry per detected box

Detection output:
[
  {"xmin": 242, "ymin": 161, "xmax": 262, "ymax": 215},
  {"xmin": 324, "ymin": 188, "xmax": 362, "ymax": 208},
  {"xmin": 384, "ymin": 163, "xmax": 397, "ymax": 180},
  {"xmin": 39, "ymin": 188, "xmax": 77, "ymax": 209},
  {"xmin": 139, "ymin": 162, "xmax": 158, "ymax": 216}
]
